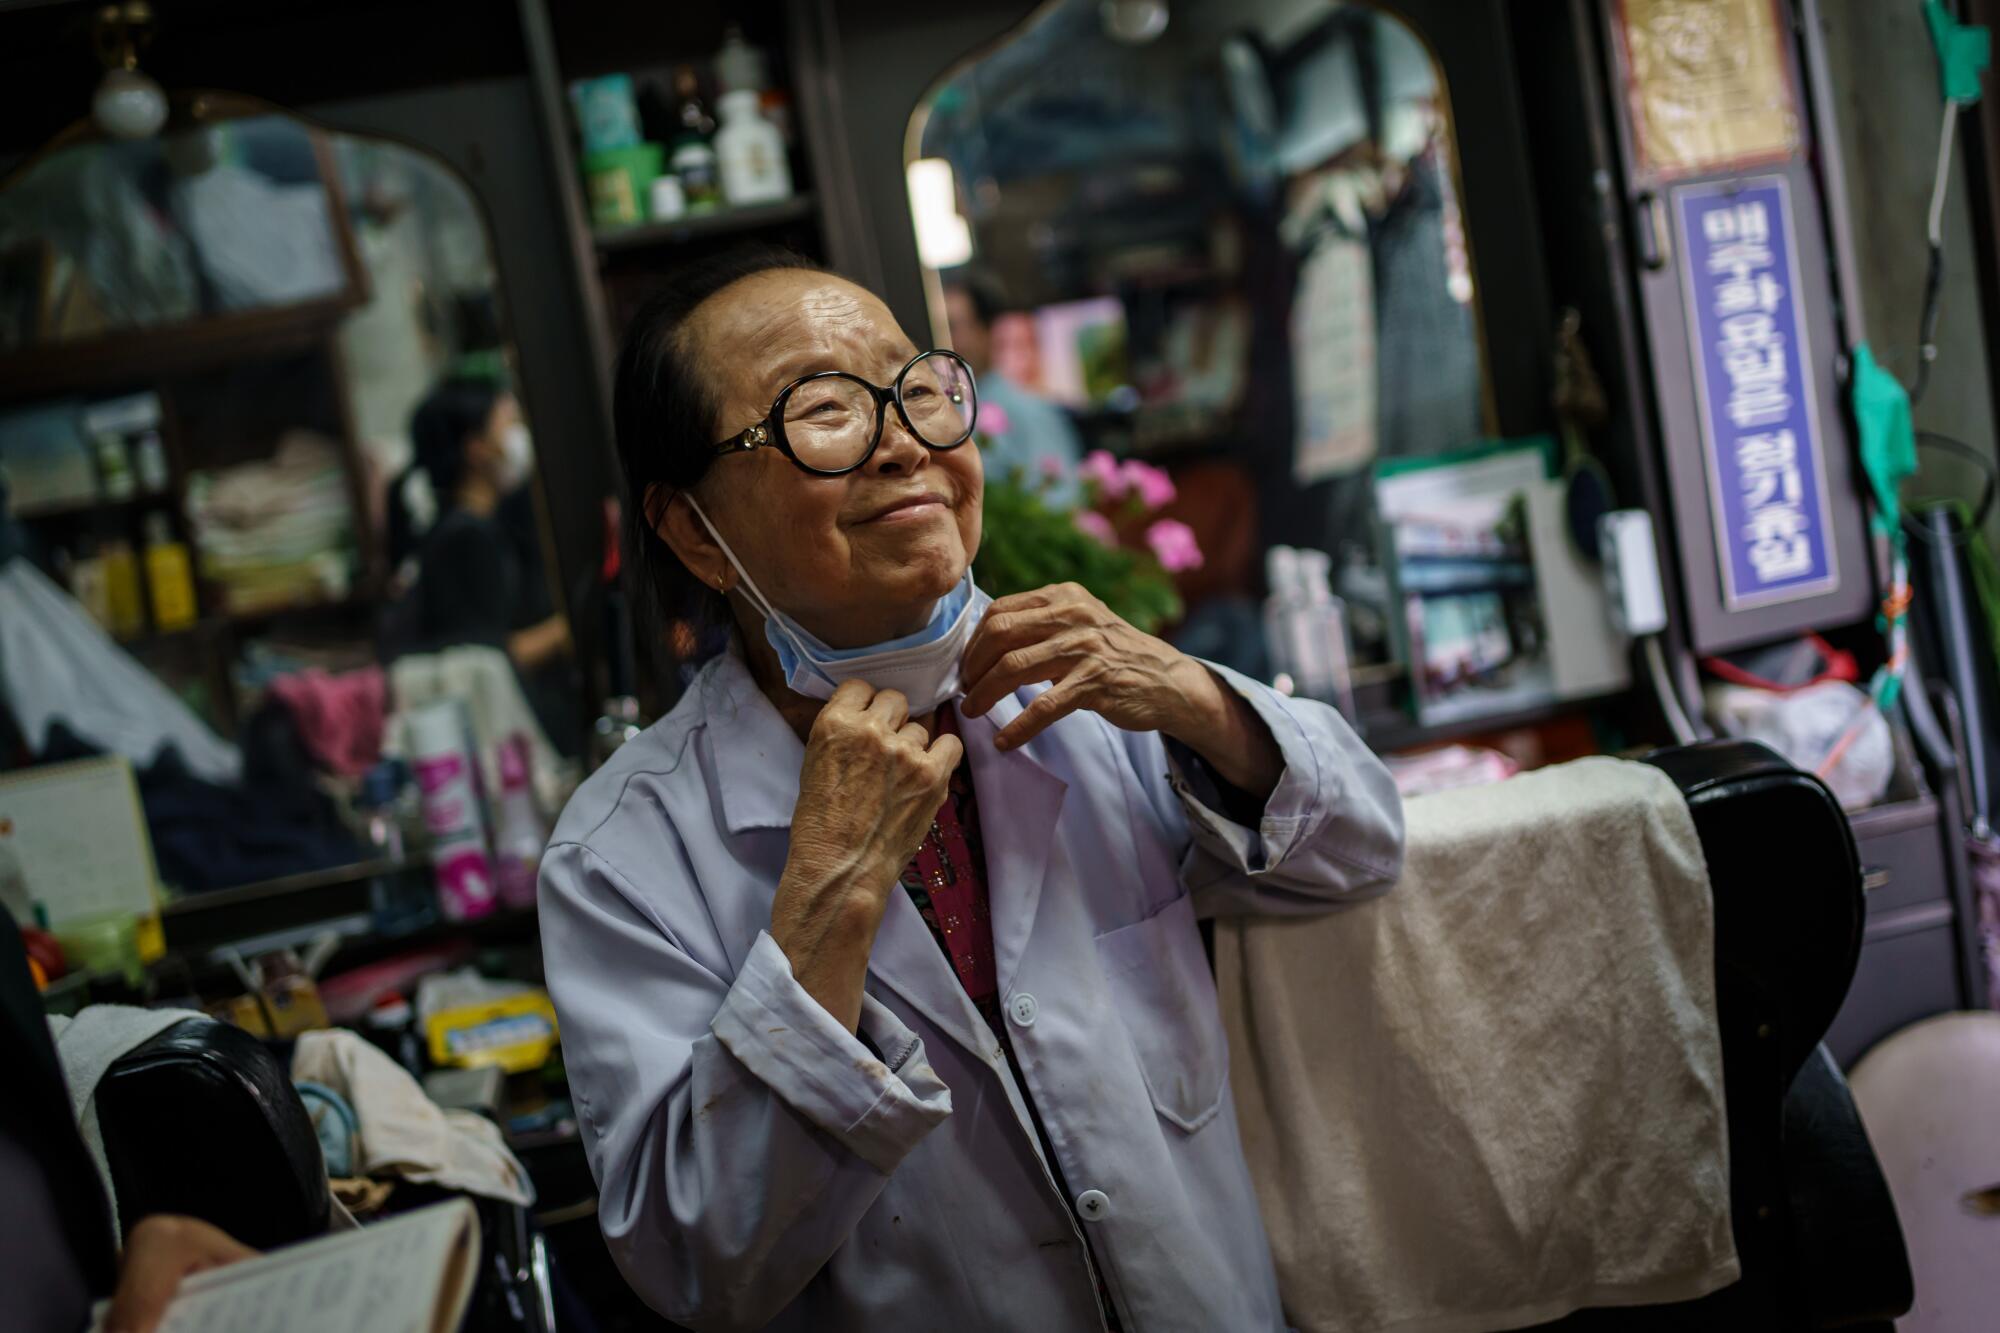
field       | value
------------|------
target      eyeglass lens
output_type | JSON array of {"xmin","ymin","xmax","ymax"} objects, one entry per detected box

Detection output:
[{"xmin": 778, "ymin": 352, "xmax": 975, "ymax": 472}]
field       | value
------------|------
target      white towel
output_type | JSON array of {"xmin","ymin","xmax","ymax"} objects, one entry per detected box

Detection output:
[
  {"xmin": 0, "ymin": 560, "xmax": 240, "ymax": 784},
  {"xmin": 47, "ymin": 1004, "xmax": 207, "ymax": 1241},
  {"xmin": 291, "ymin": 1027, "xmax": 533, "ymax": 1206},
  {"xmin": 1216, "ymin": 756, "xmax": 1739, "ymax": 1333}
]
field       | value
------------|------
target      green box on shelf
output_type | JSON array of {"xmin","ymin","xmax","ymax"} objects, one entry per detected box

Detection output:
[{"xmin": 584, "ymin": 144, "xmax": 663, "ymax": 228}]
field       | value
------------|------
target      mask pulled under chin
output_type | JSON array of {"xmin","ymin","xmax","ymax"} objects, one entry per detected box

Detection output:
[
  {"xmin": 684, "ymin": 493, "xmax": 985, "ymax": 713},
  {"xmin": 498, "ymin": 424, "xmax": 534, "ymax": 491}
]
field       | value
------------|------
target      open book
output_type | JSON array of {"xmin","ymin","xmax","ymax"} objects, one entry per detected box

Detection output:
[{"xmin": 91, "ymin": 1198, "xmax": 481, "ymax": 1333}]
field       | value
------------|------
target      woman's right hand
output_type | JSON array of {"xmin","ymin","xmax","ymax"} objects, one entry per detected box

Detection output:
[{"xmin": 772, "ymin": 679, "xmax": 962, "ymax": 1031}]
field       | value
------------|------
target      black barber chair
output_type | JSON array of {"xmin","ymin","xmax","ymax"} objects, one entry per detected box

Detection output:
[
  {"xmin": 1544, "ymin": 740, "xmax": 1913, "ymax": 1330},
  {"xmin": 98, "ymin": 1017, "xmax": 333, "ymax": 1250},
  {"xmin": 96, "ymin": 1016, "xmax": 556, "ymax": 1331}
]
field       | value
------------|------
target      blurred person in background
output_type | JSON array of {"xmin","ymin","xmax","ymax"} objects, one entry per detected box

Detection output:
[
  {"xmin": 382, "ymin": 377, "xmax": 576, "ymax": 739},
  {"xmin": 943, "ymin": 272, "xmax": 1084, "ymax": 499}
]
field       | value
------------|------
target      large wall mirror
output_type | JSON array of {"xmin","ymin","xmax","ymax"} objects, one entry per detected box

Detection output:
[
  {"xmin": 910, "ymin": 0, "xmax": 1494, "ymax": 683},
  {"xmin": 0, "ymin": 96, "xmax": 575, "ymax": 894}
]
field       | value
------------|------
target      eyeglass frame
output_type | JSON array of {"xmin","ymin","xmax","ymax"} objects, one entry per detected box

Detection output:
[{"xmin": 709, "ymin": 349, "xmax": 978, "ymax": 477}]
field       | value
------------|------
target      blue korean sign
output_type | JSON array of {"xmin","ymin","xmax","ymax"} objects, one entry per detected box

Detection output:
[{"xmin": 1675, "ymin": 175, "xmax": 1839, "ymax": 610}]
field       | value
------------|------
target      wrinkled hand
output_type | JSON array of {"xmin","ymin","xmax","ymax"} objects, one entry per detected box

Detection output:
[
  {"xmin": 774, "ymin": 679, "xmax": 964, "ymax": 1029},
  {"xmin": 787, "ymin": 679, "xmax": 964, "ymax": 902},
  {"xmin": 107, "ymin": 1214, "xmax": 256, "ymax": 1333},
  {"xmin": 959, "ymin": 582, "xmax": 1215, "ymax": 750}
]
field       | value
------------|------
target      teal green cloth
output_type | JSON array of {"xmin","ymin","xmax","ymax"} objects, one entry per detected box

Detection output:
[
  {"xmin": 1927, "ymin": 0, "xmax": 1991, "ymax": 104},
  {"xmin": 1850, "ymin": 342, "xmax": 1918, "ymax": 533}
]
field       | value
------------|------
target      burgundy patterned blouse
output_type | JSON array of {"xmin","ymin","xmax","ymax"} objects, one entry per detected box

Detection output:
[{"xmin": 896, "ymin": 710, "xmax": 1004, "ymax": 1038}]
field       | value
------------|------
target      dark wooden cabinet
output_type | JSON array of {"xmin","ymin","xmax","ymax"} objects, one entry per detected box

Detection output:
[{"xmin": 1825, "ymin": 792, "xmax": 1985, "ymax": 1066}]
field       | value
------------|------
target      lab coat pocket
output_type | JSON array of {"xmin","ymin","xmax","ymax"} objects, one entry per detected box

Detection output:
[{"xmin": 1092, "ymin": 893, "xmax": 1228, "ymax": 1133}]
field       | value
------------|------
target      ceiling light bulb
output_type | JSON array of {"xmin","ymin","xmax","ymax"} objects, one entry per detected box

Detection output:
[
  {"xmin": 94, "ymin": 66, "xmax": 168, "ymax": 140},
  {"xmin": 1101, "ymin": 0, "xmax": 1168, "ymax": 44}
]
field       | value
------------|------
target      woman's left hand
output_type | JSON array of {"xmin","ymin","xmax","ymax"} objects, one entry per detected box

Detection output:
[{"xmin": 959, "ymin": 582, "xmax": 1229, "ymax": 752}]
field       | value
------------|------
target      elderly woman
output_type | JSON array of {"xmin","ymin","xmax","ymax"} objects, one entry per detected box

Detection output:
[{"xmin": 539, "ymin": 246, "xmax": 1404, "ymax": 1332}]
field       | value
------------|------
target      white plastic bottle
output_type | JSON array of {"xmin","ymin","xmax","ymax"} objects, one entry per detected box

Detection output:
[
  {"xmin": 1263, "ymin": 545, "xmax": 1356, "ymax": 718},
  {"xmin": 491, "ymin": 733, "xmax": 545, "ymax": 911},
  {"xmin": 715, "ymin": 25, "xmax": 769, "ymax": 95},
  {"xmin": 407, "ymin": 701, "xmax": 496, "ymax": 922},
  {"xmin": 715, "ymin": 89, "xmax": 792, "ymax": 206}
]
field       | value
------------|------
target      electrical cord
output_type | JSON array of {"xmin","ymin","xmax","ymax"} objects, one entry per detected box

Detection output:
[
  {"xmin": 1914, "ymin": 23, "xmax": 1970, "ymax": 407},
  {"xmin": 1900, "ymin": 430, "xmax": 1999, "ymax": 544},
  {"xmin": 1643, "ymin": 634, "xmax": 1700, "ymax": 745}
]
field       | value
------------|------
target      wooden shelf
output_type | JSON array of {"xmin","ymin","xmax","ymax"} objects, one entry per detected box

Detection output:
[
  {"xmin": 0, "ymin": 295, "xmax": 360, "ymax": 403},
  {"xmin": 1359, "ymin": 692, "xmax": 1619, "ymax": 754},
  {"xmin": 209, "ymin": 581, "xmax": 378, "ymax": 628},
  {"xmin": 126, "ymin": 617, "xmax": 230, "ymax": 652},
  {"xmin": 12, "ymin": 492, "xmax": 154, "ymax": 521},
  {"xmin": 593, "ymin": 194, "xmax": 817, "ymax": 255}
]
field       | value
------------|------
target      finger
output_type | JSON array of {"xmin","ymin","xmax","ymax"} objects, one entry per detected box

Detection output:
[
  {"xmin": 980, "ymin": 584, "xmax": 1066, "ymax": 616},
  {"xmin": 926, "ymin": 731, "xmax": 966, "ymax": 775},
  {"xmin": 826, "ymin": 678, "xmax": 876, "ymax": 714},
  {"xmin": 896, "ymin": 722, "xmax": 931, "ymax": 750},
  {"xmin": 109, "ymin": 1219, "xmax": 256, "ymax": 1333},
  {"xmin": 960, "ymin": 629, "xmax": 1089, "ymax": 718},
  {"xmin": 994, "ymin": 679, "xmax": 1080, "ymax": 751},
  {"xmin": 961, "ymin": 604, "xmax": 1068, "ymax": 688},
  {"xmin": 864, "ymin": 687, "xmax": 910, "ymax": 731}
]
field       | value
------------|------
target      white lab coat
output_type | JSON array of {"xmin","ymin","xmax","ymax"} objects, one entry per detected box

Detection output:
[{"xmin": 538, "ymin": 647, "xmax": 1404, "ymax": 1331}]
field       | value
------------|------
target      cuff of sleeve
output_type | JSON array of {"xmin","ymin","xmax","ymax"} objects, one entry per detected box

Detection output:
[
  {"xmin": 712, "ymin": 932, "xmax": 952, "ymax": 1173},
  {"xmin": 1168, "ymin": 660, "xmax": 1326, "ymax": 872}
]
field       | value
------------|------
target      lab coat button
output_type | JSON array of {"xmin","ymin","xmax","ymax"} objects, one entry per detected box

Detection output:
[
  {"xmin": 1076, "ymin": 1189, "xmax": 1109, "ymax": 1221},
  {"xmin": 1008, "ymin": 993, "xmax": 1038, "ymax": 1027}
]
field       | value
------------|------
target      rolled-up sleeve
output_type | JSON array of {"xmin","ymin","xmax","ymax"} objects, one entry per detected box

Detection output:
[
  {"xmin": 712, "ymin": 932, "xmax": 952, "ymax": 1173},
  {"xmin": 1139, "ymin": 660, "xmax": 1404, "ymax": 917},
  {"xmin": 539, "ymin": 841, "xmax": 950, "ymax": 1330}
]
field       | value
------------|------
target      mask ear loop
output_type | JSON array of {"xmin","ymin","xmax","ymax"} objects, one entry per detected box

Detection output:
[{"xmin": 682, "ymin": 492, "xmax": 787, "ymax": 630}]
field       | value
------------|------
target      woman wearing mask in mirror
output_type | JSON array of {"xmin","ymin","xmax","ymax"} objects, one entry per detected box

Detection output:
[{"xmin": 383, "ymin": 376, "xmax": 572, "ymax": 680}]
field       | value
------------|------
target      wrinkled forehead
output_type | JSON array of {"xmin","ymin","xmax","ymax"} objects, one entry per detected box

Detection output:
[{"xmin": 696, "ymin": 272, "xmax": 918, "ymax": 402}]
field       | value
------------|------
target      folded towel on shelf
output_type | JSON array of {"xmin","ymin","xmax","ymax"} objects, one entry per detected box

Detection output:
[
  {"xmin": 1216, "ymin": 756, "xmax": 1738, "ymax": 1333},
  {"xmin": 184, "ymin": 432, "xmax": 356, "ymax": 615}
]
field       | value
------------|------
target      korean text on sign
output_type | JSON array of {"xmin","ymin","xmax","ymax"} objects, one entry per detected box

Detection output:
[{"xmin": 1677, "ymin": 177, "xmax": 1836, "ymax": 608}]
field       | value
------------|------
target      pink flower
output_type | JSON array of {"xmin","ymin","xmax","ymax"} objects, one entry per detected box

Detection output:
[
  {"xmin": 979, "ymin": 401, "xmax": 1012, "ymax": 439},
  {"xmin": 1079, "ymin": 450, "xmax": 1129, "ymax": 500},
  {"xmin": 1073, "ymin": 509, "xmax": 1117, "ymax": 547},
  {"xmin": 1122, "ymin": 459, "xmax": 1177, "ymax": 509},
  {"xmin": 1037, "ymin": 454, "xmax": 1068, "ymax": 481},
  {"xmin": 1145, "ymin": 518, "xmax": 1204, "ymax": 572}
]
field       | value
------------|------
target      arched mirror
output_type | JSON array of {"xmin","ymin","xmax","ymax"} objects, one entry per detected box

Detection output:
[
  {"xmin": 909, "ymin": 0, "xmax": 1494, "ymax": 691},
  {"xmin": 0, "ymin": 96, "xmax": 577, "ymax": 892}
]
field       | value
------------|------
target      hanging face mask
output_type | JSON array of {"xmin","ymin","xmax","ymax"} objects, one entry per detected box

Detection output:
[
  {"xmin": 684, "ymin": 493, "xmax": 985, "ymax": 713},
  {"xmin": 497, "ymin": 423, "xmax": 534, "ymax": 491}
]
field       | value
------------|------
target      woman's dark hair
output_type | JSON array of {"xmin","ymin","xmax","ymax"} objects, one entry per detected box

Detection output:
[
  {"xmin": 388, "ymin": 375, "xmax": 508, "ymax": 568},
  {"xmin": 613, "ymin": 242, "xmax": 824, "ymax": 670}
]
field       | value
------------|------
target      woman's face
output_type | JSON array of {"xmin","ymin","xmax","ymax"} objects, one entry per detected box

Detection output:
[
  {"xmin": 466, "ymin": 392, "xmax": 523, "ymax": 490},
  {"xmin": 666, "ymin": 270, "xmax": 983, "ymax": 649}
]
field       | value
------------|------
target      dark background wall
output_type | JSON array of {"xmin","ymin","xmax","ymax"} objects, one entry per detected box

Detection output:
[{"xmin": 1818, "ymin": 0, "xmax": 2000, "ymax": 548}]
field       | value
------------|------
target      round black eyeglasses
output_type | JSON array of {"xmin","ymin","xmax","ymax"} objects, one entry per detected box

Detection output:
[{"xmin": 711, "ymin": 349, "xmax": 979, "ymax": 476}]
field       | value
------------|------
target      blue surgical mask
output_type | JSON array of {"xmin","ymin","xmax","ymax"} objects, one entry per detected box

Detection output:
[{"xmin": 685, "ymin": 494, "xmax": 985, "ymax": 712}]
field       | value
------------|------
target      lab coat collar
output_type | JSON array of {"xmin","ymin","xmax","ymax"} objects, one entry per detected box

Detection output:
[
  {"xmin": 700, "ymin": 646, "xmax": 1069, "ymax": 1057},
  {"xmin": 704, "ymin": 650, "xmax": 808, "ymax": 836}
]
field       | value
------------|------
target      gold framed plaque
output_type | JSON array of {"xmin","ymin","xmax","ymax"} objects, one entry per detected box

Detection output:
[{"xmin": 1615, "ymin": 0, "xmax": 1801, "ymax": 178}]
